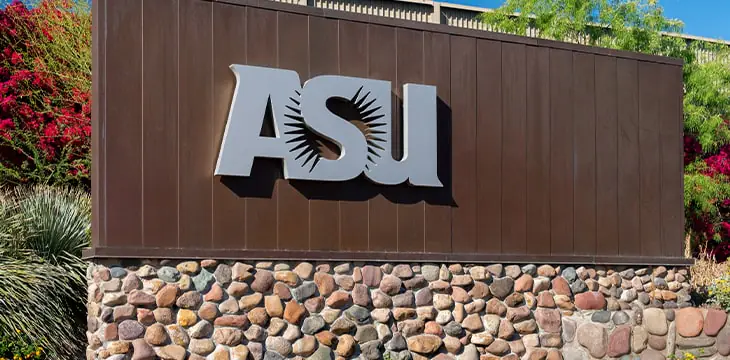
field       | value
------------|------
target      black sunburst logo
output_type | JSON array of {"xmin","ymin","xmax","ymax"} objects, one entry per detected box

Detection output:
[{"xmin": 284, "ymin": 86, "xmax": 387, "ymax": 172}]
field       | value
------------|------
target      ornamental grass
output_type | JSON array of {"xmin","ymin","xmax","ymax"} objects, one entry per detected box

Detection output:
[{"xmin": 0, "ymin": 186, "xmax": 90, "ymax": 359}]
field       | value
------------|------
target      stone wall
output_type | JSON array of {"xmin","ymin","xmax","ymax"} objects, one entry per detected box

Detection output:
[{"xmin": 86, "ymin": 260, "xmax": 726, "ymax": 360}]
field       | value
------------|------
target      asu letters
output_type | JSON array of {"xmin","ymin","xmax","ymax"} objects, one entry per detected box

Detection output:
[{"xmin": 215, "ymin": 64, "xmax": 442, "ymax": 188}]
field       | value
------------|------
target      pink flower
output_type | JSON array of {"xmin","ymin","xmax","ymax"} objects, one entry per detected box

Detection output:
[
  {"xmin": 10, "ymin": 52, "xmax": 22, "ymax": 65},
  {"xmin": 0, "ymin": 118, "xmax": 14, "ymax": 130},
  {"xmin": 722, "ymin": 222, "xmax": 730, "ymax": 236}
]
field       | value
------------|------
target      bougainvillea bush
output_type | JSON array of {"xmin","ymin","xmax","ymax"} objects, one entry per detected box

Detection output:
[
  {"xmin": 683, "ymin": 56, "xmax": 730, "ymax": 260},
  {"xmin": 0, "ymin": 0, "xmax": 90, "ymax": 188}
]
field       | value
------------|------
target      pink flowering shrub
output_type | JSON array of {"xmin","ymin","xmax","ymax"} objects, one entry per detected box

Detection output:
[
  {"xmin": 704, "ymin": 146, "xmax": 730, "ymax": 178},
  {"xmin": 682, "ymin": 55, "xmax": 730, "ymax": 260},
  {"xmin": 684, "ymin": 135, "xmax": 703, "ymax": 165},
  {"xmin": 0, "ymin": 0, "xmax": 90, "ymax": 187},
  {"xmin": 684, "ymin": 139, "xmax": 730, "ymax": 261}
]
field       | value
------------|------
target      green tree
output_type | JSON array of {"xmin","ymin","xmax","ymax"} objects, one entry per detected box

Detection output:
[
  {"xmin": 480, "ymin": 0, "xmax": 689, "ymax": 58},
  {"xmin": 480, "ymin": 0, "xmax": 730, "ymax": 256}
]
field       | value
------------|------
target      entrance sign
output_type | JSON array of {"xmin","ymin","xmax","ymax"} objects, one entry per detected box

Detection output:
[
  {"xmin": 89, "ymin": 0, "xmax": 686, "ymax": 265},
  {"xmin": 215, "ymin": 65, "xmax": 443, "ymax": 187}
]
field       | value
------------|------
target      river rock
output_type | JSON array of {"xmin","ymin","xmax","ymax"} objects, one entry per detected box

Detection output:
[
  {"xmin": 326, "ymin": 335, "xmax": 350, "ymax": 357},
  {"xmin": 718, "ymin": 326, "xmax": 730, "ymax": 355},
  {"xmin": 676, "ymin": 333, "xmax": 716, "ymax": 349},
  {"xmin": 266, "ymin": 336, "xmax": 292, "ymax": 357},
  {"xmin": 643, "ymin": 308, "xmax": 668, "ymax": 336},
  {"xmin": 118, "ymin": 320, "xmax": 145, "ymax": 340},
  {"xmin": 606, "ymin": 325, "xmax": 630, "ymax": 357},
  {"xmin": 486, "ymin": 339, "xmax": 510, "ymax": 355},
  {"xmin": 551, "ymin": 277, "xmax": 571, "ymax": 296},
  {"xmin": 489, "ymin": 277, "xmax": 514, "ymax": 299},
  {"xmin": 307, "ymin": 344, "xmax": 332, "ymax": 360},
  {"xmin": 591, "ymin": 311, "xmax": 611, "ymax": 323},
  {"xmin": 577, "ymin": 323, "xmax": 607, "ymax": 358},
  {"xmin": 345, "ymin": 305, "xmax": 371, "ymax": 324},
  {"xmin": 676, "ymin": 307, "xmax": 704, "ymax": 337},
  {"xmin": 562, "ymin": 318, "xmax": 576, "ymax": 342},
  {"xmin": 704, "ymin": 308, "xmax": 727, "ymax": 336},
  {"xmin": 360, "ymin": 340, "xmax": 382, "ymax": 360},
  {"xmin": 407, "ymin": 335, "xmax": 442, "ymax": 354},
  {"xmin": 535, "ymin": 308, "xmax": 561, "ymax": 333},
  {"xmin": 486, "ymin": 298, "xmax": 507, "ymax": 316},
  {"xmin": 213, "ymin": 328, "xmax": 243, "ymax": 347},
  {"xmin": 469, "ymin": 281, "xmax": 490, "ymax": 299},
  {"xmin": 355, "ymin": 325, "xmax": 379, "ymax": 343},
  {"xmin": 314, "ymin": 272, "xmax": 336, "ymax": 297},
  {"xmin": 284, "ymin": 301, "xmax": 307, "ymax": 324},
  {"xmin": 574, "ymin": 292, "xmax": 606, "ymax": 310},
  {"xmin": 613, "ymin": 311, "xmax": 630, "ymax": 325},
  {"xmin": 352, "ymin": 283, "xmax": 371, "ymax": 307},
  {"xmin": 386, "ymin": 333, "xmax": 407, "ymax": 351},
  {"xmin": 362, "ymin": 265, "xmax": 383, "ymax": 287},
  {"xmin": 302, "ymin": 315, "xmax": 325, "ymax": 335},
  {"xmin": 632, "ymin": 326, "xmax": 648, "ymax": 353}
]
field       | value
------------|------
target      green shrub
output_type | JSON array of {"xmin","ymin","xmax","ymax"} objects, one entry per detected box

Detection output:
[
  {"xmin": 708, "ymin": 271, "xmax": 730, "ymax": 311},
  {"xmin": 0, "ymin": 327, "xmax": 44, "ymax": 360},
  {"xmin": 0, "ymin": 186, "xmax": 89, "ymax": 359},
  {"xmin": 669, "ymin": 351, "xmax": 701, "ymax": 360}
]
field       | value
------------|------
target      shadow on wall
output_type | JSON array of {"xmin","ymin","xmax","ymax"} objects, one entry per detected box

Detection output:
[{"xmin": 219, "ymin": 96, "xmax": 455, "ymax": 207}]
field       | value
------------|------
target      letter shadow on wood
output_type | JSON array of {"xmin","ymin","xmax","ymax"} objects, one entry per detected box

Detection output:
[{"xmin": 220, "ymin": 97, "xmax": 455, "ymax": 207}]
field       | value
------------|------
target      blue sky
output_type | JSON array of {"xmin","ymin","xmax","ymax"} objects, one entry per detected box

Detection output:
[{"xmin": 450, "ymin": 0, "xmax": 730, "ymax": 41}]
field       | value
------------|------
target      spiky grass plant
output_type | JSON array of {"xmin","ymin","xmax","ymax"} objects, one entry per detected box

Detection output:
[{"xmin": 0, "ymin": 186, "xmax": 90, "ymax": 359}]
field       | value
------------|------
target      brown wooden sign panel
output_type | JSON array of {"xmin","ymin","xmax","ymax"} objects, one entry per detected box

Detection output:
[{"xmin": 88, "ymin": 0, "xmax": 687, "ymax": 265}]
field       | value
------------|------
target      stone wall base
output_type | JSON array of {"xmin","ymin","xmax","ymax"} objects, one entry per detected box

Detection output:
[{"xmin": 86, "ymin": 260, "xmax": 727, "ymax": 360}]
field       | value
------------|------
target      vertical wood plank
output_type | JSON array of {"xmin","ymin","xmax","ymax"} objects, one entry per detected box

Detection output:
[
  {"xmin": 95, "ymin": 2, "xmax": 689, "ymax": 262},
  {"xmin": 660, "ymin": 64, "xmax": 684, "ymax": 258},
  {"xmin": 105, "ymin": 0, "xmax": 143, "ymax": 248},
  {"xmin": 549, "ymin": 49, "xmax": 574, "ymax": 255},
  {"xmin": 142, "ymin": 0, "xmax": 179, "ymax": 248},
  {"xmin": 450, "ymin": 35, "xmax": 478, "ymax": 254},
  {"xmin": 525, "ymin": 46, "xmax": 551, "ymax": 255},
  {"xmin": 595, "ymin": 55, "xmax": 619, "ymax": 256},
  {"xmin": 243, "ymin": 7, "xmax": 279, "ymax": 250},
  {"xmin": 639, "ymin": 62, "xmax": 662, "ymax": 256},
  {"xmin": 617, "ymin": 58, "xmax": 641, "ymax": 256},
  {"xmin": 308, "ymin": 16, "xmax": 341, "ymax": 251},
  {"xmin": 367, "ymin": 24, "xmax": 398, "ymax": 252},
  {"xmin": 573, "ymin": 52, "xmax": 596, "ymax": 255},
  {"xmin": 396, "ymin": 28, "xmax": 425, "ymax": 253},
  {"xmin": 476, "ymin": 39, "xmax": 502, "ymax": 255},
  {"xmin": 277, "ymin": 12, "xmax": 311, "ymax": 251},
  {"xmin": 91, "ymin": 0, "xmax": 107, "ymax": 247},
  {"xmin": 423, "ymin": 32, "xmax": 452, "ymax": 254},
  {"xmin": 501, "ymin": 43, "xmax": 527, "ymax": 254},
  {"xmin": 179, "ymin": 0, "xmax": 213, "ymax": 249},
  {"xmin": 338, "ymin": 20, "xmax": 370, "ymax": 252},
  {"xmin": 212, "ymin": 3, "xmax": 247, "ymax": 249}
]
